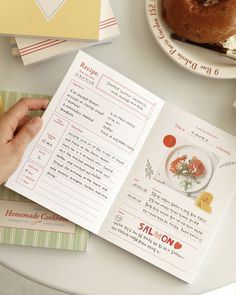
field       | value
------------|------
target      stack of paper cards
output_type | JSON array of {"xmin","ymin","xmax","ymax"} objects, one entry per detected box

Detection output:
[{"xmin": 10, "ymin": 0, "xmax": 120, "ymax": 65}]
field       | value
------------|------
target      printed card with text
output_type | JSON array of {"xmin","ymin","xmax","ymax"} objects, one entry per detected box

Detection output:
[{"xmin": 6, "ymin": 51, "xmax": 236, "ymax": 283}]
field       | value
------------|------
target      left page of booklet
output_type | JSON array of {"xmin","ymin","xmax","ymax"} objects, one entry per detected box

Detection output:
[{"xmin": 6, "ymin": 51, "xmax": 164, "ymax": 234}]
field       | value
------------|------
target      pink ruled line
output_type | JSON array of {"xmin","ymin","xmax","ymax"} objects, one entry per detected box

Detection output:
[
  {"xmin": 66, "ymin": 128, "xmax": 125, "ymax": 169},
  {"xmin": 20, "ymin": 39, "xmax": 53, "ymax": 51},
  {"xmin": 57, "ymin": 144, "xmax": 118, "ymax": 184},
  {"xmin": 18, "ymin": 17, "xmax": 118, "ymax": 55},
  {"xmin": 44, "ymin": 169, "xmax": 108, "ymax": 201},
  {"xmin": 96, "ymin": 74, "xmax": 157, "ymax": 120},
  {"xmin": 64, "ymin": 136, "xmax": 123, "ymax": 169},
  {"xmin": 40, "ymin": 181, "xmax": 100, "ymax": 217},
  {"xmin": 108, "ymin": 230, "xmax": 189, "ymax": 274},
  {"xmin": 20, "ymin": 40, "xmax": 67, "ymax": 56},
  {"xmin": 55, "ymin": 79, "xmax": 148, "ymax": 154},
  {"xmin": 100, "ymin": 21, "xmax": 117, "ymax": 30},
  {"xmin": 35, "ymin": 187, "xmax": 95, "ymax": 224},
  {"xmin": 28, "ymin": 146, "xmax": 51, "ymax": 169},
  {"xmin": 16, "ymin": 161, "xmax": 44, "ymax": 191},
  {"xmin": 123, "ymin": 198, "xmax": 206, "ymax": 244},
  {"xmin": 36, "ymin": 113, "xmax": 70, "ymax": 154},
  {"xmin": 119, "ymin": 208, "xmax": 199, "ymax": 250},
  {"xmin": 52, "ymin": 178, "xmax": 104, "ymax": 207},
  {"xmin": 52, "ymin": 156, "xmax": 112, "ymax": 191},
  {"xmin": 99, "ymin": 17, "xmax": 116, "ymax": 24}
]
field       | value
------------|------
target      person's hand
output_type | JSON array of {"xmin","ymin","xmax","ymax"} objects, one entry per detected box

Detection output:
[{"xmin": 0, "ymin": 98, "xmax": 49, "ymax": 185}]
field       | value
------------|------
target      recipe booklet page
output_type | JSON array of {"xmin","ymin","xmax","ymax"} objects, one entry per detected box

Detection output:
[{"xmin": 6, "ymin": 51, "xmax": 236, "ymax": 283}]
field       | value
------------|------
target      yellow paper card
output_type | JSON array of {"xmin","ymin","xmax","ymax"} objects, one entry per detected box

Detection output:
[{"xmin": 0, "ymin": 0, "xmax": 101, "ymax": 40}]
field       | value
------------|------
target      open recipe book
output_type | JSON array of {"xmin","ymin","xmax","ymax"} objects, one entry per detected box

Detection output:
[{"xmin": 6, "ymin": 51, "xmax": 236, "ymax": 283}]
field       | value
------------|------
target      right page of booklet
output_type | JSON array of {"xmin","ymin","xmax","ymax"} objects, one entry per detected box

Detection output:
[{"xmin": 99, "ymin": 103, "xmax": 236, "ymax": 283}]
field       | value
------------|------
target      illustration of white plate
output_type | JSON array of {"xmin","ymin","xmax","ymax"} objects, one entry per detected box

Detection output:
[
  {"xmin": 145, "ymin": 0, "xmax": 236, "ymax": 79},
  {"xmin": 165, "ymin": 145, "xmax": 213, "ymax": 193}
]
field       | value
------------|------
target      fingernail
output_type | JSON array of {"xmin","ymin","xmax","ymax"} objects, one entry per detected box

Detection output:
[
  {"xmin": 44, "ymin": 99, "xmax": 50, "ymax": 107},
  {"xmin": 29, "ymin": 117, "xmax": 42, "ymax": 133}
]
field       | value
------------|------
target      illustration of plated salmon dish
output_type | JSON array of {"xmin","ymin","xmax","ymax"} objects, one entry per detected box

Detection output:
[{"xmin": 170, "ymin": 155, "xmax": 206, "ymax": 192}]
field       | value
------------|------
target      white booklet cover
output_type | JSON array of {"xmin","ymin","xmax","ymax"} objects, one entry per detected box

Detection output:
[
  {"xmin": 15, "ymin": 0, "xmax": 120, "ymax": 65},
  {"xmin": 6, "ymin": 51, "xmax": 236, "ymax": 283}
]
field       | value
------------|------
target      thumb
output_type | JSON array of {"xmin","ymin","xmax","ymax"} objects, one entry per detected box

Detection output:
[{"xmin": 12, "ymin": 116, "xmax": 42, "ymax": 156}]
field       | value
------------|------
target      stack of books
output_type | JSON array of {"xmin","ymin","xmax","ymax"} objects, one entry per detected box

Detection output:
[
  {"xmin": 0, "ymin": 91, "xmax": 89, "ymax": 251},
  {"xmin": 6, "ymin": 0, "xmax": 120, "ymax": 65}
]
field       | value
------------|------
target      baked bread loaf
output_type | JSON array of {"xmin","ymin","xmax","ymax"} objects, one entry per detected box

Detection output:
[{"xmin": 162, "ymin": 0, "xmax": 236, "ymax": 43}]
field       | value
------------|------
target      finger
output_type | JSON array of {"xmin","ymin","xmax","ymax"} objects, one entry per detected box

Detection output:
[
  {"xmin": 0, "ymin": 98, "xmax": 48, "ymax": 130},
  {"xmin": 0, "ymin": 98, "xmax": 49, "ymax": 143},
  {"xmin": 16, "ymin": 115, "xmax": 32, "ymax": 131},
  {"xmin": 0, "ymin": 95, "xmax": 4, "ymax": 114},
  {"xmin": 11, "ymin": 116, "xmax": 43, "ymax": 156}
]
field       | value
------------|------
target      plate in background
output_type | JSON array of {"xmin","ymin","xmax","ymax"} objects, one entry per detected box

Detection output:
[{"xmin": 145, "ymin": 0, "xmax": 236, "ymax": 79}]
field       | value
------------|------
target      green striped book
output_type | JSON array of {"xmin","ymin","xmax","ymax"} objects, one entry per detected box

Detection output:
[{"xmin": 0, "ymin": 91, "xmax": 89, "ymax": 250}]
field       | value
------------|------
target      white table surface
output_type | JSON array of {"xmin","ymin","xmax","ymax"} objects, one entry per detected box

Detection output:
[{"xmin": 1, "ymin": 1, "xmax": 236, "ymax": 294}]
